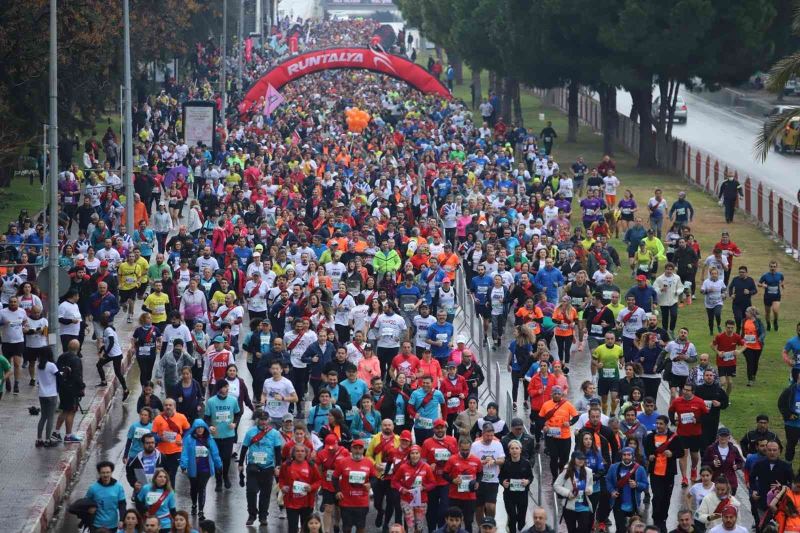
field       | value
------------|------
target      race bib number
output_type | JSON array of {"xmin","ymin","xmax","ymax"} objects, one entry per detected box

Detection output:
[
  {"xmin": 704, "ymin": 401, "xmax": 712, "ymax": 409},
  {"xmin": 404, "ymin": 303, "xmax": 415, "ymax": 311},
  {"xmin": 639, "ymin": 265, "xmax": 649, "ymax": 272},
  {"xmin": 509, "ymin": 479, "xmax": 526, "ymax": 492},
  {"xmin": 722, "ymin": 351, "xmax": 735, "ymax": 361},
  {"xmin": 483, "ymin": 469, "xmax": 498, "ymax": 483},
  {"xmin": 591, "ymin": 324, "xmax": 604, "ymax": 335},
  {"xmin": 292, "ymin": 481, "xmax": 310, "ymax": 495},
  {"xmin": 571, "ymin": 297, "xmax": 583, "ymax": 307},
  {"xmin": 251, "ymin": 452, "xmax": 268, "ymax": 465},
  {"xmin": 380, "ymin": 327, "xmax": 396, "ymax": 338},
  {"xmin": 416, "ymin": 417, "xmax": 433, "ymax": 429},
  {"xmin": 679, "ymin": 412, "xmax": 696, "ymax": 425},
  {"xmin": 349, "ymin": 471, "xmax": 367, "ymax": 484},
  {"xmin": 162, "ymin": 431, "xmax": 177, "ymax": 443},
  {"xmin": 795, "ymin": 401, "xmax": 800, "ymax": 414},
  {"xmin": 153, "ymin": 305, "xmax": 165, "ymax": 315},
  {"xmin": 768, "ymin": 286, "xmax": 779, "ymax": 294},
  {"xmin": 134, "ymin": 427, "xmax": 149, "ymax": 439},
  {"xmin": 547, "ymin": 427, "xmax": 561, "ymax": 437},
  {"xmin": 602, "ymin": 368, "xmax": 616, "ymax": 379},
  {"xmin": 558, "ymin": 323, "xmax": 570, "ymax": 331},
  {"xmin": 125, "ymin": 276, "xmax": 136, "ymax": 284},
  {"xmin": 395, "ymin": 414, "xmax": 405, "ymax": 426},
  {"xmin": 436, "ymin": 333, "xmax": 449, "ymax": 342},
  {"xmin": 744, "ymin": 335, "xmax": 756, "ymax": 343},
  {"xmin": 326, "ymin": 469, "xmax": 334, "ymax": 482},
  {"xmin": 145, "ymin": 492, "xmax": 161, "ymax": 506},
  {"xmin": 267, "ymin": 400, "xmax": 283, "ymax": 410},
  {"xmin": 447, "ymin": 397, "xmax": 461, "ymax": 408},
  {"xmin": 458, "ymin": 475, "xmax": 473, "ymax": 493},
  {"xmin": 195, "ymin": 445, "xmax": 209, "ymax": 458},
  {"xmin": 216, "ymin": 411, "xmax": 232, "ymax": 423},
  {"xmin": 434, "ymin": 448, "xmax": 451, "ymax": 462}
]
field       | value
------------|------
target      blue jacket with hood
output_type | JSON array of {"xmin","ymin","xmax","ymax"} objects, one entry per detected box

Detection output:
[{"xmin": 180, "ymin": 419, "xmax": 222, "ymax": 477}]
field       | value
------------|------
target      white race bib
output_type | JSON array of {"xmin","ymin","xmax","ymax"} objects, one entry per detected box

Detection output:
[
  {"xmin": 195, "ymin": 445, "xmax": 209, "ymax": 458},
  {"xmin": 547, "ymin": 427, "xmax": 561, "ymax": 437},
  {"xmin": 292, "ymin": 481, "xmax": 310, "ymax": 495},
  {"xmin": 134, "ymin": 427, "xmax": 149, "ymax": 439},
  {"xmin": 251, "ymin": 451, "xmax": 268, "ymax": 465},
  {"xmin": 744, "ymin": 335, "xmax": 756, "ymax": 343},
  {"xmin": 458, "ymin": 475, "xmax": 473, "ymax": 492},
  {"xmin": 416, "ymin": 417, "xmax": 433, "ymax": 429},
  {"xmin": 509, "ymin": 479, "xmax": 526, "ymax": 492},
  {"xmin": 602, "ymin": 368, "xmax": 616, "ymax": 379},
  {"xmin": 679, "ymin": 412, "xmax": 696, "ymax": 425},
  {"xmin": 768, "ymin": 286, "xmax": 779, "ymax": 294},
  {"xmin": 162, "ymin": 431, "xmax": 177, "ymax": 443},
  {"xmin": 639, "ymin": 265, "xmax": 650, "ymax": 272},
  {"xmin": 434, "ymin": 448, "xmax": 451, "ymax": 462},
  {"xmin": 267, "ymin": 400, "xmax": 283, "ymax": 410},
  {"xmin": 145, "ymin": 492, "xmax": 161, "ymax": 506},
  {"xmin": 216, "ymin": 411, "xmax": 232, "ymax": 423},
  {"xmin": 395, "ymin": 414, "xmax": 405, "ymax": 426},
  {"xmin": 138, "ymin": 346, "xmax": 152, "ymax": 356},
  {"xmin": 704, "ymin": 400, "xmax": 712, "ymax": 409},
  {"xmin": 591, "ymin": 324, "xmax": 603, "ymax": 335},
  {"xmin": 380, "ymin": 327, "xmax": 395, "ymax": 338},
  {"xmin": 722, "ymin": 351, "xmax": 735, "ymax": 361},
  {"xmin": 436, "ymin": 333, "xmax": 448, "ymax": 342},
  {"xmin": 348, "ymin": 471, "xmax": 367, "ymax": 484},
  {"xmin": 326, "ymin": 469, "xmax": 334, "ymax": 482},
  {"xmin": 447, "ymin": 397, "xmax": 461, "ymax": 408}
]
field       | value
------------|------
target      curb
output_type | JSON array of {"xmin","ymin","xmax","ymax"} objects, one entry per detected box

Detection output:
[{"xmin": 20, "ymin": 348, "xmax": 134, "ymax": 533}]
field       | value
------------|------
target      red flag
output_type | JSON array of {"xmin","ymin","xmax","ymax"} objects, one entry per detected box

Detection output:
[
  {"xmin": 291, "ymin": 129, "xmax": 301, "ymax": 145},
  {"xmin": 245, "ymin": 38, "xmax": 253, "ymax": 63}
]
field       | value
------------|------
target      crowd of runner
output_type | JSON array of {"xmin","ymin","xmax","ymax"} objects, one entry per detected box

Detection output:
[{"xmin": 8, "ymin": 12, "xmax": 800, "ymax": 533}]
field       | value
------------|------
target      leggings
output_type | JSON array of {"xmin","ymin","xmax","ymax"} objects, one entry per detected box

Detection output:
[
  {"xmin": 705, "ymin": 305, "xmax": 722, "ymax": 332},
  {"xmin": 214, "ymin": 437, "xmax": 235, "ymax": 484},
  {"xmin": 732, "ymin": 303, "xmax": 747, "ymax": 333},
  {"xmin": 786, "ymin": 426, "xmax": 800, "ymax": 462},
  {"xmin": 286, "ymin": 507, "xmax": 312, "ymax": 533},
  {"xmin": 156, "ymin": 232, "xmax": 168, "ymax": 254},
  {"xmin": 491, "ymin": 314, "xmax": 507, "ymax": 341},
  {"xmin": 641, "ymin": 377, "xmax": 661, "ymax": 401},
  {"xmin": 555, "ymin": 335, "xmax": 573, "ymax": 365},
  {"xmin": 503, "ymin": 491, "xmax": 529, "ymax": 533},
  {"xmin": 744, "ymin": 348, "xmax": 762, "ymax": 381},
  {"xmin": 96, "ymin": 355, "xmax": 127, "ymax": 390},
  {"xmin": 660, "ymin": 304, "xmax": 678, "ymax": 331},
  {"xmin": 137, "ymin": 355, "xmax": 155, "ymax": 387},
  {"xmin": 37, "ymin": 395, "xmax": 58, "ymax": 439},
  {"xmin": 401, "ymin": 501, "xmax": 427, "ymax": 533},
  {"xmin": 189, "ymin": 472, "xmax": 211, "ymax": 510},
  {"xmin": 290, "ymin": 366, "xmax": 310, "ymax": 415},
  {"xmin": 511, "ymin": 370, "xmax": 525, "ymax": 405},
  {"xmin": 545, "ymin": 436, "xmax": 571, "ymax": 478},
  {"xmin": 563, "ymin": 509, "xmax": 594, "ymax": 533}
]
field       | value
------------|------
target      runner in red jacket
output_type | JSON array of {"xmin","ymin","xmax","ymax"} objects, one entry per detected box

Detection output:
[
  {"xmin": 421, "ymin": 420, "xmax": 459, "ymax": 531},
  {"xmin": 332, "ymin": 439, "xmax": 378, "ymax": 533},
  {"xmin": 668, "ymin": 382, "xmax": 709, "ymax": 487},
  {"xmin": 391, "ymin": 444, "xmax": 438, "ymax": 532},
  {"xmin": 315, "ymin": 434, "xmax": 350, "ymax": 533},
  {"xmin": 443, "ymin": 438, "xmax": 483, "ymax": 532},
  {"xmin": 278, "ymin": 444, "xmax": 322, "ymax": 533},
  {"xmin": 440, "ymin": 362, "xmax": 469, "ymax": 433}
]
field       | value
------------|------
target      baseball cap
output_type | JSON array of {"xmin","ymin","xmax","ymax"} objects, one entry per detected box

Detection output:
[
  {"xmin": 571, "ymin": 451, "xmax": 586, "ymax": 461},
  {"xmin": 480, "ymin": 517, "xmax": 497, "ymax": 528},
  {"xmin": 721, "ymin": 505, "xmax": 738, "ymax": 517},
  {"xmin": 457, "ymin": 335, "xmax": 468, "ymax": 344},
  {"xmin": 446, "ymin": 360, "xmax": 457, "ymax": 368},
  {"xmin": 213, "ymin": 335, "xmax": 225, "ymax": 343},
  {"xmin": 324, "ymin": 434, "xmax": 338, "ymax": 447},
  {"xmin": 253, "ymin": 251, "xmax": 261, "ymax": 257},
  {"xmin": 99, "ymin": 260, "xmax": 109, "ymax": 267},
  {"xmin": 717, "ymin": 427, "xmax": 731, "ymax": 436},
  {"xmin": 636, "ymin": 274, "xmax": 647, "ymax": 281},
  {"xmin": 433, "ymin": 419, "xmax": 448, "ymax": 428},
  {"xmin": 400, "ymin": 430, "xmax": 413, "ymax": 441},
  {"xmin": 551, "ymin": 386, "xmax": 563, "ymax": 394},
  {"xmin": 282, "ymin": 413, "xmax": 294, "ymax": 422},
  {"xmin": 510, "ymin": 417, "xmax": 524, "ymax": 428},
  {"xmin": 351, "ymin": 439, "xmax": 366, "ymax": 448}
]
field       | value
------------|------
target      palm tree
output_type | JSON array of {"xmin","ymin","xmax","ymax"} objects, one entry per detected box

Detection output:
[{"xmin": 755, "ymin": 9, "xmax": 800, "ymax": 161}]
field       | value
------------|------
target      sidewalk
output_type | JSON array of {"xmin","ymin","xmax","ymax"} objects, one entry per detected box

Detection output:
[
  {"xmin": 6, "ymin": 317, "xmax": 138, "ymax": 533},
  {"xmin": 690, "ymin": 84, "xmax": 800, "ymax": 117}
]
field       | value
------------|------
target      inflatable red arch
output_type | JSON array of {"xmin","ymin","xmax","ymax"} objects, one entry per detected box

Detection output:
[{"xmin": 240, "ymin": 46, "xmax": 451, "ymax": 115}]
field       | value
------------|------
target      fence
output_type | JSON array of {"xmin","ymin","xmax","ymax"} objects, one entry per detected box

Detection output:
[{"xmin": 532, "ymin": 87, "xmax": 800, "ymax": 256}]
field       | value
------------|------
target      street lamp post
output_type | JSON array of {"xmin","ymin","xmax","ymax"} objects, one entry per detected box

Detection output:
[
  {"xmin": 48, "ymin": 0, "xmax": 59, "ymax": 339},
  {"xmin": 123, "ymin": 0, "xmax": 135, "ymax": 235},
  {"xmin": 221, "ymin": 0, "xmax": 228, "ymax": 134}
]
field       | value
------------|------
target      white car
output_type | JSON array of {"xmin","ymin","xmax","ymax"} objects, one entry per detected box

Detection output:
[{"xmin": 652, "ymin": 95, "xmax": 688, "ymax": 124}]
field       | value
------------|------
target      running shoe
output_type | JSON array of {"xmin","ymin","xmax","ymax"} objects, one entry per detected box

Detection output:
[{"xmin": 64, "ymin": 434, "xmax": 82, "ymax": 443}]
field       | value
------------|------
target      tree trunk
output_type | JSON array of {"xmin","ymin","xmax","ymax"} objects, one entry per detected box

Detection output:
[
  {"xmin": 447, "ymin": 49, "xmax": 463, "ymax": 85},
  {"xmin": 655, "ymin": 78, "xmax": 669, "ymax": 166},
  {"xmin": 630, "ymin": 86, "xmax": 657, "ymax": 168},
  {"xmin": 501, "ymin": 77, "xmax": 513, "ymax": 123},
  {"xmin": 512, "ymin": 79, "xmax": 523, "ymax": 126},
  {"xmin": 567, "ymin": 81, "xmax": 579, "ymax": 143},
  {"xmin": 598, "ymin": 85, "xmax": 617, "ymax": 156},
  {"xmin": 471, "ymin": 68, "xmax": 481, "ymax": 110}
]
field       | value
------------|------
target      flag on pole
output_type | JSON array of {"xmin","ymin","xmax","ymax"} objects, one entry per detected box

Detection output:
[
  {"xmin": 264, "ymin": 84, "xmax": 285, "ymax": 116},
  {"xmin": 291, "ymin": 129, "xmax": 301, "ymax": 146}
]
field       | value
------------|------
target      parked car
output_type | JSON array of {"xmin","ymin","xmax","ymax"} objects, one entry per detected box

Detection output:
[
  {"xmin": 784, "ymin": 78, "xmax": 799, "ymax": 96},
  {"xmin": 652, "ymin": 95, "xmax": 688, "ymax": 124},
  {"xmin": 774, "ymin": 116, "xmax": 800, "ymax": 154},
  {"xmin": 766, "ymin": 105, "xmax": 799, "ymax": 117}
]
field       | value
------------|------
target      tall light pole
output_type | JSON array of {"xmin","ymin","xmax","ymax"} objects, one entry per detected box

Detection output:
[
  {"xmin": 237, "ymin": 0, "xmax": 244, "ymax": 93},
  {"xmin": 48, "ymin": 0, "xmax": 59, "ymax": 338},
  {"xmin": 123, "ymin": 0, "xmax": 134, "ymax": 235},
  {"xmin": 221, "ymin": 0, "xmax": 228, "ymax": 134}
]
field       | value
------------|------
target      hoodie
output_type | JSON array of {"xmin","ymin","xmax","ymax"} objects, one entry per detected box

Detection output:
[{"xmin": 180, "ymin": 419, "xmax": 223, "ymax": 478}]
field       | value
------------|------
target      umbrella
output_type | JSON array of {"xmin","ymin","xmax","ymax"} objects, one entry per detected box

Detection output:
[{"xmin": 164, "ymin": 165, "xmax": 188, "ymax": 188}]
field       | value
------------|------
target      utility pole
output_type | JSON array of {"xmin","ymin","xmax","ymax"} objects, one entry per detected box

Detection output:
[
  {"xmin": 237, "ymin": 0, "xmax": 244, "ymax": 94},
  {"xmin": 221, "ymin": 0, "xmax": 228, "ymax": 134},
  {"xmin": 123, "ymin": 0, "xmax": 134, "ymax": 235},
  {"xmin": 48, "ymin": 0, "xmax": 59, "ymax": 338}
]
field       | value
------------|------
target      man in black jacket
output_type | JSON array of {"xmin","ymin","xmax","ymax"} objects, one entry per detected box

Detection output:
[
  {"xmin": 368, "ymin": 375, "xmax": 397, "ymax": 422},
  {"xmin": 125, "ymin": 433, "xmax": 164, "ymax": 491},
  {"xmin": 53, "ymin": 339, "xmax": 85, "ymax": 443},
  {"xmin": 500, "ymin": 418, "xmax": 537, "ymax": 463},
  {"xmin": 718, "ymin": 171, "xmax": 743, "ymax": 223},
  {"xmin": 778, "ymin": 366, "xmax": 800, "ymax": 461},
  {"xmin": 749, "ymin": 440, "xmax": 792, "ymax": 516},
  {"xmin": 740, "ymin": 414, "xmax": 782, "ymax": 455},
  {"xmin": 695, "ymin": 368, "xmax": 729, "ymax": 451},
  {"xmin": 643, "ymin": 415, "xmax": 684, "ymax": 532}
]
